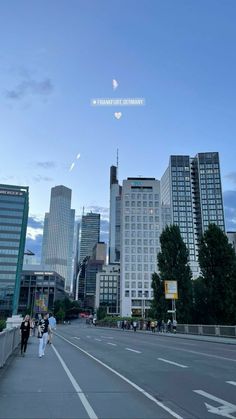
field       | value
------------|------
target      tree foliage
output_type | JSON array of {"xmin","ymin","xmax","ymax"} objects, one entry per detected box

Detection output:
[
  {"xmin": 152, "ymin": 225, "xmax": 193, "ymax": 323},
  {"xmin": 196, "ymin": 224, "xmax": 236, "ymax": 324},
  {"xmin": 54, "ymin": 297, "xmax": 81, "ymax": 321}
]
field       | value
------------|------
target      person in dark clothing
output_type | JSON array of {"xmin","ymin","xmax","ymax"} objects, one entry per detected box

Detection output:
[
  {"xmin": 38, "ymin": 313, "xmax": 50, "ymax": 358},
  {"xmin": 20, "ymin": 315, "xmax": 31, "ymax": 356}
]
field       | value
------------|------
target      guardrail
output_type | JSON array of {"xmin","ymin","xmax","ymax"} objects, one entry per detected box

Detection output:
[
  {"xmin": 0, "ymin": 327, "xmax": 20, "ymax": 368},
  {"xmin": 176, "ymin": 324, "xmax": 236, "ymax": 338}
]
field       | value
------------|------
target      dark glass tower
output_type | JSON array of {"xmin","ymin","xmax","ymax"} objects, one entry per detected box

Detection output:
[{"xmin": 0, "ymin": 184, "xmax": 29, "ymax": 316}]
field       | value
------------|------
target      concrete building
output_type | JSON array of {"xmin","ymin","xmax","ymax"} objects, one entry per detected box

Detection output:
[
  {"xmin": 227, "ymin": 231, "xmax": 236, "ymax": 253},
  {"xmin": 96, "ymin": 264, "xmax": 120, "ymax": 315},
  {"xmin": 41, "ymin": 185, "xmax": 75, "ymax": 292},
  {"xmin": 0, "ymin": 184, "xmax": 29, "ymax": 316},
  {"xmin": 161, "ymin": 152, "xmax": 225, "ymax": 276},
  {"xmin": 109, "ymin": 166, "xmax": 122, "ymax": 263},
  {"xmin": 120, "ymin": 177, "xmax": 161, "ymax": 316},
  {"xmin": 19, "ymin": 265, "xmax": 65, "ymax": 315}
]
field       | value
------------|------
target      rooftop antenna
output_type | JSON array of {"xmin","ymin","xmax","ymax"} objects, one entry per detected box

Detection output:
[{"xmin": 116, "ymin": 148, "xmax": 119, "ymax": 179}]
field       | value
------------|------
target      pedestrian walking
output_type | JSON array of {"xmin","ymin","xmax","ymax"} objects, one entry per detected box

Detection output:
[
  {"xmin": 38, "ymin": 313, "xmax": 50, "ymax": 358},
  {"xmin": 20, "ymin": 314, "xmax": 31, "ymax": 356},
  {"xmin": 151, "ymin": 320, "xmax": 155, "ymax": 333},
  {"xmin": 133, "ymin": 320, "xmax": 137, "ymax": 332},
  {"xmin": 167, "ymin": 319, "xmax": 172, "ymax": 333},
  {"xmin": 173, "ymin": 319, "xmax": 177, "ymax": 333},
  {"xmin": 48, "ymin": 313, "xmax": 56, "ymax": 344}
]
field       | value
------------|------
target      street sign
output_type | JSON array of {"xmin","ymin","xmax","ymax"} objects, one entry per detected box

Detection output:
[{"xmin": 164, "ymin": 280, "xmax": 178, "ymax": 299}]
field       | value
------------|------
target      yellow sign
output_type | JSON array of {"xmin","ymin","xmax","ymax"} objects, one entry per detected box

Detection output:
[{"xmin": 164, "ymin": 281, "xmax": 178, "ymax": 299}]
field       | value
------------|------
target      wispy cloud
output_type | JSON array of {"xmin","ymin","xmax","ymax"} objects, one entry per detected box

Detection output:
[
  {"xmin": 36, "ymin": 161, "xmax": 56, "ymax": 169},
  {"xmin": 225, "ymin": 172, "xmax": 236, "ymax": 185},
  {"xmin": 5, "ymin": 78, "xmax": 53, "ymax": 100},
  {"xmin": 33, "ymin": 175, "xmax": 54, "ymax": 183}
]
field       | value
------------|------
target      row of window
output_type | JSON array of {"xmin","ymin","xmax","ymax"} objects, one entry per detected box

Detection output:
[
  {"xmin": 125, "ymin": 273, "xmax": 150, "ymax": 280},
  {"xmin": 124, "ymin": 247, "xmax": 156, "ymax": 254},
  {"xmin": 124, "ymin": 194, "xmax": 159, "ymax": 200},
  {"xmin": 125, "ymin": 255, "xmax": 156, "ymax": 262},
  {"xmin": 0, "ymin": 249, "xmax": 19, "ymax": 255},
  {"xmin": 0, "ymin": 225, "xmax": 22, "ymax": 232},
  {"xmin": 0, "ymin": 265, "xmax": 17, "ymax": 272},
  {"xmin": 124, "ymin": 230, "xmax": 159, "ymax": 238},
  {"xmin": 125, "ymin": 281, "xmax": 150, "ymax": 289},
  {"xmin": 0, "ymin": 257, "xmax": 18, "ymax": 263},
  {"xmin": 124, "ymin": 264, "xmax": 156, "ymax": 272},
  {"xmin": 0, "ymin": 233, "xmax": 21, "ymax": 240},
  {"xmin": 124, "ymin": 216, "xmax": 159, "ymax": 222},
  {"xmin": 0, "ymin": 217, "xmax": 22, "ymax": 224},
  {"xmin": 124, "ymin": 208, "xmax": 159, "ymax": 215},
  {"xmin": 125, "ymin": 239, "xmax": 158, "ymax": 245},
  {"xmin": 125, "ymin": 290, "xmax": 154, "ymax": 298},
  {"xmin": 0, "ymin": 273, "xmax": 16, "ymax": 279},
  {"xmin": 125, "ymin": 201, "xmax": 159, "ymax": 208}
]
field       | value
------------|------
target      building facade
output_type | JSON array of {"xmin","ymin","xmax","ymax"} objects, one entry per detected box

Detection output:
[
  {"xmin": 0, "ymin": 184, "xmax": 29, "ymax": 316},
  {"xmin": 96, "ymin": 264, "xmax": 120, "ymax": 315},
  {"xmin": 41, "ymin": 185, "xmax": 75, "ymax": 292},
  {"xmin": 79, "ymin": 213, "xmax": 100, "ymax": 262},
  {"xmin": 120, "ymin": 178, "xmax": 161, "ymax": 316},
  {"xmin": 19, "ymin": 266, "xmax": 65, "ymax": 315},
  {"xmin": 227, "ymin": 231, "xmax": 236, "ymax": 253},
  {"xmin": 161, "ymin": 152, "xmax": 225, "ymax": 275}
]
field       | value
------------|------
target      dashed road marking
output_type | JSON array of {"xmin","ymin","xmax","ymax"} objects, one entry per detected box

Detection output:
[
  {"xmin": 107, "ymin": 342, "xmax": 117, "ymax": 346},
  {"xmin": 73, "ymin": 337, "xmax": 80, "ymax": 340},
  {"xmin": 194, "ymin": 389, "xmax": 236, "ymax": 418},
  {"xmin": 125, "ymin": 347, "xmax": 141, "ymax": 354},
  {"xmin": 158, "ymin": 358, "xmax": 188, "ymax": 368},
  {"xmin": 226, "ymin": 381, "xmax": 236, "ymax": 387},
  {"xmin": 95, "ymin": 338, "xmax": 102, "ymax": 342}
]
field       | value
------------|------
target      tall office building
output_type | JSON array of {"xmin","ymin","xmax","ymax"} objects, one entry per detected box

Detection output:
[
  {"xmin": 109, "ymin": 165, "xmax": 122, "ymax": 263},
  {"xmin": 79, "ymin": 213, "xmax": 100, "ymax": 262},
  {"xmin": 120, "ymin": 178, "xmax": 161, "ymax": 316},
  {"xmin": 41, "ymin": 185, "xmax": 75, "ymax": 292},
  {"xmin": 0, "ymin": 184, "xmax": 29, "ymax": 316},
  {"xmin": 161, "ymin": 152, "xmax": 225, "ymax": 275}
]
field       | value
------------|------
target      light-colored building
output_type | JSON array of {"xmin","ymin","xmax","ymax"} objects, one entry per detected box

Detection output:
[
  {"xmin": 0, "ymin": 184, "xmax": 29, "ymax": 316},
  {"xmin": 96, "ymin": 264, "xmax": 120, "ymax": 315},
  {"xmin": 120, "ymin": 177, "xmax": 161, "ymax": 317},
  {"xmin": 161, "ymin": 152, "xmax": 225, "ymax": 276},
  {"xmin": 41, "ymin": 185, "xmax": 75, "ymax": 292}
]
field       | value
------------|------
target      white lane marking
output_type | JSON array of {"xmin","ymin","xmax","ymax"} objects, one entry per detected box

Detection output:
[
  {"xmin": 107, "ymin": 342, "xmax": 117, "ymax": 346},
  {"xmin": 226, "ymin": 381, "xmax": 236, "ymax": 387},
  {"xmin": 95, "ymin": 338, "xmax": 102, "ymax": 342},
  {"xmin": 52, "ymin": 344, "xmax": 98, "ymax": 419},
  {"xmin": 194, "ymin": 389, "xmax": 236, "ymax": 418},
  {"xmin": 56, "ymin": 333, "xmax": 183, "ymax": 419},
  {"xmin": 125, "ymin": 347, "xmax": 141, "ymax": 354},
  {"xmin": 101, "ymin": 335, "xmax": 114, "ymax": 339},
  {"xmin": 163, "ymin": 346, "xmax": 236, "ymax": 363},
  {"xmin": 158, "ymin": 358, "xmax": 188, "ymax": 368},
  {"xmin": 73, "ymin": 337, "xmax": 80, "ymax": 340}
]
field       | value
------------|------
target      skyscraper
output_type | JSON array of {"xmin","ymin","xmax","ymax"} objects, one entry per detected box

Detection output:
[
  {"xmin": 0, "ymin": 184, "xmax": 29, "ymax": 316},
  {"xmin": 79, "ymin": 213, "xmax": 100, "ymax": 262},
  {"xmin": 120, "ymin": 177, "xmax": 161, "ymax": 316},
  {"xmin": 161, "ymin": 152, "xmax": 225, "ymax": 275},
  {"xmin": 109, "ymin": 165, "xmax": 122, "ymax": 263},
  {"xmin": 41, "ymin": 185, "xmax": 75, "ymax": 292}
]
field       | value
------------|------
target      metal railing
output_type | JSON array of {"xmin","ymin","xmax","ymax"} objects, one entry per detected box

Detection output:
[
  {"xmin": 0, "ymin": 327, "xmax": 20, "ymax": 368},
  {"xmin": 176, "ymin": 324, "xmax": 236, "ymax": 338}
]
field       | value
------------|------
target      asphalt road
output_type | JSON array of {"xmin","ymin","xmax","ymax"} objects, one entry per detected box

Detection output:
[{"xmin": 0, "ymin": 320, "xmax": 235, "ymax": 419}]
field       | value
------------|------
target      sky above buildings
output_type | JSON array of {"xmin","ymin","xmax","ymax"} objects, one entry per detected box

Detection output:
[{"xmin": 0, "ymin": 0, "xmax": 236, "ymax": 254}]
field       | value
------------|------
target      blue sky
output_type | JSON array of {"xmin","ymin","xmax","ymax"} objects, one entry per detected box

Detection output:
[{"xmin": 0, "ymin": 1, "xmax": 236, "ymax": 254}]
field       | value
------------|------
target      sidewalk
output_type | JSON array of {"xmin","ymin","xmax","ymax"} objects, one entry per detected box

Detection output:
[{"xmin": 0, "ymin": 335, "xmax": 85, "ymax": 419}]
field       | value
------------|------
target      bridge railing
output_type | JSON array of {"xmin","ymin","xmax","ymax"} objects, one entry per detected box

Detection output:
[
  {"xmin": 176, "ymin": 324, "xmax": 236, "ymax": 338},
  {"xmin": 0, "ymin": 327, "xmax": 20, "ymax": 368}
]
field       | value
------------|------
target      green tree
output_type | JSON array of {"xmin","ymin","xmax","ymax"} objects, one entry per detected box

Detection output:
[
  {"xmin": 198, "ymin": 224, "xmax": 236, "ymax": 324},
  {"xmin": 151, "ymin": 273, "xmax": 168, "ymax": 320},
  {"xmin": 152, "ymin": 225, "xmax": 193, "ymax": 323}
]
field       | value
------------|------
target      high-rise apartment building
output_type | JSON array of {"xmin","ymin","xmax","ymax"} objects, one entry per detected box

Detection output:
[
  {"xmin": 120, "ymin": 178, "xmax": 161, "ymax": 316},
  {"xmin": 41, "ymin": 185, "xmax": 75, "ymax": 292},
  {"xmin": 161, "ymin": 152, "xmax": 225, "ymax": 274},
  {"xmin": 79, "ymin": 213, "xmax": 100, "ymax": 262},
  {"xmin": 0, "ymin": 184, "xmax": 29, "ymax": 316},
  {"xmin": 109, "ymin": 166, "xmax": 122, "ymax": 263}
]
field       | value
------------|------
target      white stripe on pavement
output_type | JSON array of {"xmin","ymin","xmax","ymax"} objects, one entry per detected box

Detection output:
[
  {"xmin": 101, "ymin": 335, "xmax": 114, "ymax": 339},
  {"xmin": 73, "ymin": 337, "xmax": 80, "ymax": 340},
  {"xmin": 56, "ymin": 333, "xmax": 183, "ymax": 419},
  {"xmin": 107, "ymin": 342, "xmax": 117, "ymax": 346},
  {"xmin": 158, "ymin": 358, "xmax": 188, "ymax": 368},
  {"xmin": 52, "ymin": 344, "xmax": 98, "ymax": 419},
  {"xmin": 125, "ymin": 347, "xmax": 142, "ymax": 354},
  {"xmin": 95, "ymin": 338, "xmax": 102, "ymax": 342},
  {"xmin": 226, "ymin": 381, "xmax": 236, "ymax": 386}
]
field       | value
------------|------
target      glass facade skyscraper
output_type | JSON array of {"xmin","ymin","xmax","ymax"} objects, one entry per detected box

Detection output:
[
  {"xmin": 0, "ymin": 184, "xmax": 29, "ymax": 316},
  {"xmin": 161, "ymin": 152, "xmax": 225, "ymax": 275},
  {"xmin": 41, "ymin": 185, "xmax": 75, "ymax": 292},
  {"xmin": 79, "ymin": 213, "xmax": 100, "ymax": 262}
]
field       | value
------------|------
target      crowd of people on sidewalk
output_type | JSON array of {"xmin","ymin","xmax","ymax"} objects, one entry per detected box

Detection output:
[
  {"xmin": 19, "ymin": 312, "xmax": 57, "ymax": 358},
  {"xmin": 119, "ymin": 318, "xmax": 177, "ymax": 333}
]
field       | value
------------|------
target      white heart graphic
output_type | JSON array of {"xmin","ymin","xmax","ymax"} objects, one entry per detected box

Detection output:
[{"xmin": 114, "ymin": 112, "xmax": 122, "ymax": 120}]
